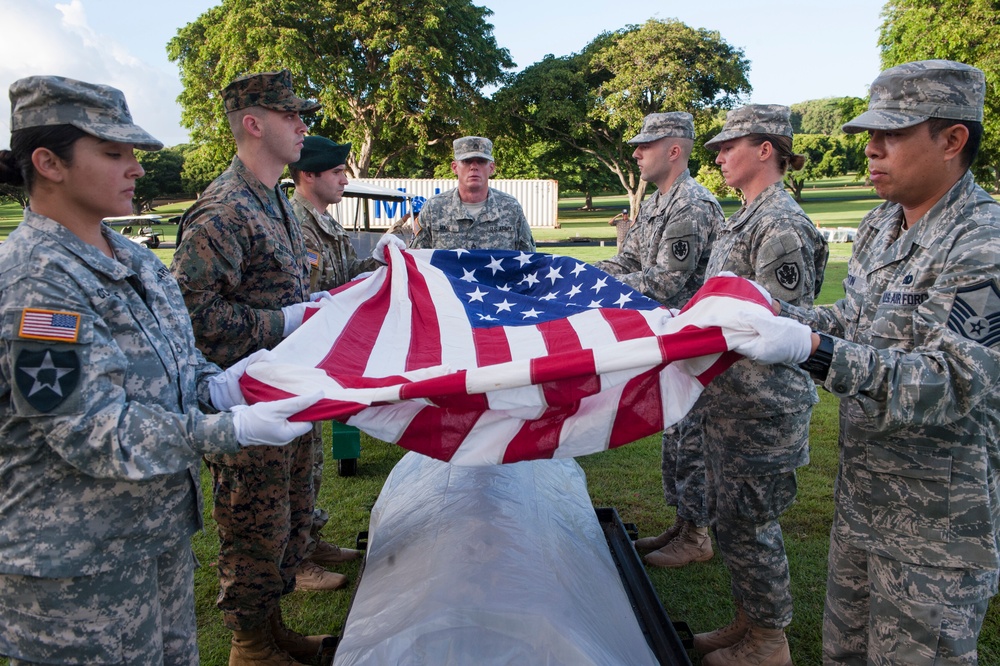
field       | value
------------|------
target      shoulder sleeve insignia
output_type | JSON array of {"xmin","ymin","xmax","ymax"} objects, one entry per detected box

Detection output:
[
  {"xmin": 18, "ymin": 309, "xmax": 81, "ymax": 343},
  {"xmin": 948, "ymin": 279, "xmax": 1000, "ymax": 348},
  {"xmin": 307, "ymin": 250, "xmax": 320, "ymax": 267},
  {"xmin": 14, "ymin": 348, "xmax": 81, "ymax": 413}
]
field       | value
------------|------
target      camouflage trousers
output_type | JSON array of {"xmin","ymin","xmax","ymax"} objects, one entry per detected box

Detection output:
[
  {"xmin": 823, "ymin": 528, "xmax": 998, "ymax": 665},
  {"xmin": 0, "ymin": 541, "xmax": 198, "ymax": 665},
  {"xmin": 704, "ymin": 409, "xmax": 810, "ymax": 630},
  {"xmin": 208, "ymin": 430, "xmax": 315, "ymax": 631},
  {"xmin": 659, "ymin": 407, "xmax": 708, "ymax": 526},
  {"xmin": 305, "ymin": 421, "xmax": 329, "ymax": 558}
]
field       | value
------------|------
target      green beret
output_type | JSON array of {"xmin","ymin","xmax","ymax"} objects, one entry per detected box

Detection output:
[{"xmin": 289, "ymin": 135, "xmax": 351, "ymax": 173}]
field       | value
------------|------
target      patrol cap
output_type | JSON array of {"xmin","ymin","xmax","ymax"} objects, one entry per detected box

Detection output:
[
  {"xmin": 453, "ymin": 136, "xmax": 493, "ymax": 162},
  {"xmin": 704, "ymin": 104, "xmax": 792, "ymax": 150},
  {"xmin": 628, "ymin": 112, "xmax": 695, "ymax": 144},
  {"xmin": 9, "ymin": 75, "xmax": 163, "ymax": 151},
  {"xmin": 842, "ymin": 60, "xmax": 985, "ymax": 134},
  {"xmin": 222, "ymin": 69, "xmax": 321, "ymax": 114},
  {"xmin": 289, "ymin": 135, "xmax": 351, "ymax": 173}
]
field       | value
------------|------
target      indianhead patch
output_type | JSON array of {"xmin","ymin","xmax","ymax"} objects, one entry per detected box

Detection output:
[
  {"xmin": 18, "ymin": 309, "xmax": 80, "ymax": 342},
  {"xmin": 948, "ymin": 280, "xmax": 1000, "ymax": 348},
  {"xmin": 775, "ymin": 262, "xmax": 801, "ymax": 291},
  {"xmin": 671, "ymin": 239, "xmax": 690, "ymax": 262},
  {"xmin": 14, "ymin": 348, "xmax": 81, "ymax": 412}
]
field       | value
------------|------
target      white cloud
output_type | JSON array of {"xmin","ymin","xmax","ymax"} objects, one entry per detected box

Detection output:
[{"xmin": 0, "ymin": 0, "xmax": 189, "ymax": 148}]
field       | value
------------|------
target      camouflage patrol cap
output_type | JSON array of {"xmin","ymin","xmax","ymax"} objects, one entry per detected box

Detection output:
[
  {"xmin": 628, "ymin": 112, "xmax": 695, "ymax": 144},
  {"xmin": 222, "ymin": 69, "xmax": 321, "ymax": 114},
  {"xmin": 289, "ymin": 135, "xmax": 351, "ymax": 173},
  {"xmin": 9, "ymin": 75, "xmax": 162, "ymax": 151},
  {"xmin": 453, "ymin": 136, "xmax": 494, "ymax": 162},
  {"xmin": 842, "ymin": 60, "xmax": 985, "ymax": 134},
  {"xmin": 704, "ymin": 104, "xmax": 793, "ymax": 150}
]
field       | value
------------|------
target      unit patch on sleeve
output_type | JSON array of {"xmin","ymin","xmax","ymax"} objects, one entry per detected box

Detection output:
[
  {"xmin": 18, "ymin": 309, "xmax": 81, "ymax": 342},
  {"xmin": 671, "ymin": 239, "xmax": 690, "ymax": 262},
  {"xmin": 775, "ymin": 262, "xmax": 801, "ymax": 291},
  {"xmin": 14, "ymin": 348, "xmax": 81, "ymax": 412}
]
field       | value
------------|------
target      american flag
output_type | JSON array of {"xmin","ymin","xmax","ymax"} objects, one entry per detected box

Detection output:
[
  {"xmin": 19, "ymin": 309, "xmax": 81, "ymax": 342},
  {"xmin": 240, "ymin": 247, "xmax": 771, "ymax": 465}
]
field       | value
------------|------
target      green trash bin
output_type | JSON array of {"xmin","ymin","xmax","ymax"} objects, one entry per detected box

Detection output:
[{"xmin": 330, "ymin": 421, "xmax": 361, "ymax": 477}]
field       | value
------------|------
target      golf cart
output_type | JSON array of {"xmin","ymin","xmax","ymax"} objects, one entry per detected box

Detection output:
[{"xmin": 103, "ymin": 215, "xmax": 164, "ymax": 249}]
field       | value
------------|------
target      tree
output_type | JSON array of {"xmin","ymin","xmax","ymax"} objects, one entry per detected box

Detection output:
[
  {"xmin": 879, "ymin": 0, "xmax": 1000, "ymax": 190},
  {"xmin": 785, "ymin": 134, "xmax": 851, "ymax": 200},
  {"xmin": 0, "ymin": 185, "xmax": 28, "ymax": 209},
  {"xmin": 134, "ymin": 148, "xmax": 187, "ymax": 213},
  {"xmin": 168, "ymin": 0, "xmax": 513, "ymax": 184},
  {"xmin": 790, "ymin": 97, "xmax": 865, "ymax": 135},
  {"xmin": 492, "ymin": 19, "xmax": 750, "ymax": 217}
]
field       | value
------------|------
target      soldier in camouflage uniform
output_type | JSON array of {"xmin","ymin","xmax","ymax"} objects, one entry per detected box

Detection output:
[
  {"xmin": 597, "ymin": 112, "xmax": 723, "ymax": 568},
  {"xmin": 0, "ymin": 76, "xmax": 314, "ymax": 665},
  {"xmin": 286, "ymin": 135, "xmax": 368, "ymax": 590},
  {"xmin": 410, "ymin": 136, "xmax": 535, "ymax": 251},
  {"xmin": 692, "ymin": 104, "xmax": 829, "ymax": 666},
  {"xmin": 170, "ymin": 70, "xmax": 339, "ymax": 665},
  {"xmin": 780, "ymin": 60, "xmax": 1000, "ymax": 666}
]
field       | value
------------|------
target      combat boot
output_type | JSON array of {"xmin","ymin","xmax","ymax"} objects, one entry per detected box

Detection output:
[
  {"xmin": 308, "ymin": 540, "xmax": 362, "ymax": 566},
  {"xmin": 633, "ymin": 518, "xmax": 684, "ymax": 553},
  {"xmin": 643, "ymin": 521, "xmax": 713, "ymax": 568},
  {"xmin": 269, "ymin": 608, "xmax": 335, "ymax": 663},
  {"xmin": 293, "ymin": 560, "xmax": 348, "ymax": 591},
  {"xmin": 693, "ymin": 605, "xmax": 750, "ymax": 654},
  {"xmin": 229, "ymin": 628, "xmax": 306, "ymax": 666},
  {"xmin": 701, "ymin": 625, "xmax": 792, "ymax": 666}
]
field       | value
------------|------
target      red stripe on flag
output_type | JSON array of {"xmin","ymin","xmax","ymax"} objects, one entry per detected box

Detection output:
[
  {"xmin": 534, "ymin": 317, "xmax": 598, "ymax": 406},
  {"xmin": 608, "ymin": 368, "xmax": 665, "ymax": 449},
  {"xmin": 501, "ymin": 404, "xmax": 579, "ymax": 463},
  {"xmin": 318, "ymin": 273, "xmax": 393, "ymax": 378},
  {"xmin": 403, "ymin": 252, "xmax": 443, "ymax": 371},
  {"xmin": 472, "ymin": 327, "xmax": 512, "ymax": 366},
  {"xmin": 396, "ymin": 407, "xmax": 481, "ymax": 462},
  {"xmin": 601, "ymin": 308, "xmax": 656, "ymax": 341},
  {"xmin": 657, "ymin": 325, "xmax": 731, "ymax": 362}
]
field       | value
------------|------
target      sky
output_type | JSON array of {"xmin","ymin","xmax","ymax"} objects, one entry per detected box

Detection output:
[{"xmin": 0, "ymin": 0, "xmax": 886, "ymax": 148}]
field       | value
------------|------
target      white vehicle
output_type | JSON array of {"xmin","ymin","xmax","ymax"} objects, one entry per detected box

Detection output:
[{"xmin": 103, "ymin": 215, "xmax": 165, "ymax": 248}]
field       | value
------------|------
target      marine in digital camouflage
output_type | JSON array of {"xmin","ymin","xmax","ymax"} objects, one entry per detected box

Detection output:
[
  {"xmin": 782, "ymin": 169, "xmax": 1000, "ymax": 662},
  {"xmin": 221, "ymin": 69, "xmax": 320, "ymax": 114},
  {"xmin": 0, "ymin": 210, "xmax": 240, "ymax": 663},
  {"xmin": 696, "ymin": 176, "xmax": 828, "ymax": 630},
  {"xmin": 410, "ymin": 186, "xmax": 536, "ymax": 252},
  {"xmin": 595, "ymin": 169, "xmax": 721, "ymax": 307},
  {"xmin": 8, "ymin": 75, "xmax": 162, "ymax": 150},
  {"xmin": 291, "ymin": 191, "xmax": 378, "ymax": 291}
]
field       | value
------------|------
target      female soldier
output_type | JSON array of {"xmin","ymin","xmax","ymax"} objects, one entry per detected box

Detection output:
[
  {"xmin": 692, "ymin": 104, "xmax": 828, "ymax": 666},
  {"xmin": 0, "ymin": 76, "xmax": 318, "ymax": 665}
]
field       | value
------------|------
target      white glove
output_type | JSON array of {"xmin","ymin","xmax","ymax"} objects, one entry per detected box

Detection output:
[
  {"xmin": 281, "ymin": 299, "xmax": 331, "ymax": 337},
  {"xmin": 231, "ymin": 392, "xmax": 324, "ymax": 446},
  {"xmin": 310, "ymin": 290, "xmax": 333, "ymax": 302},
  {"xmin": 732, "ymin": 309, "xmax": 813, "ymax": 365},
  {"xmin": 208, "ymin": 349, "xmax": 272, "ymax": 411},
  {"xmin": 371, "ymin": 233, "xmax": 406, "ymax": 264},
  {"xmin": 351, "ymin": 271, "xmax": 374, "ymax": 282}
]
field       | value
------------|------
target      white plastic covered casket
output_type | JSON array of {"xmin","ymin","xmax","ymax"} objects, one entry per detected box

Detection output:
[{"xmin": 332, "ymin": 452, "xmax": 660, "ymax": 665}]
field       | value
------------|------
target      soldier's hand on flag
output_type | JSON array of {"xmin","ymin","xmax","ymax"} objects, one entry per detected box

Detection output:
[
  {"xmin": 371, "ymin": 232, "xmax": 407, "ymax": 264},
  {"xmin": 281, "ymin": 298, "xmax": 335, "ymax": 337},
  {"xmin": 209, "ymin": 349, "xmax": 273, "ymax": 411},
  {"xmin": 732, "ymin": 308, "xmax": 813, "ymax": 365},
  {"xmin": 230, "ymin": 392, "xmax": 323, "ymax": 446}
]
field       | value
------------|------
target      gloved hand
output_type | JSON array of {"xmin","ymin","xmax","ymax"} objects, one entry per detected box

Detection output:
[
  {"xmin": 732, "ymin": 309, "xmax": 813, "ymax": 365},
  {"xmin": 351, "ymin": 271, "xmax": 374, "ymax": 282},
  {"xmin": 281, "ymin": 298, "xmax": 332, "ymax": 337},
  {"xmin": 371, "ymin": 232, "xmax": 407, "ymax": 264},
  {"xmin": 310, "ymin": 290, "xmax": 333, "ymax": 302},
  {"xmin": 231, "ymin": 392, "xmax": 324, "ymax": 446},
  {"xmin": 208, "ymin": 349, "xmax": 272, "ymax": 411}
]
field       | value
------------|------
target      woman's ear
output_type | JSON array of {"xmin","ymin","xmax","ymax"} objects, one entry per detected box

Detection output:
[{"xmin": 30, "ymin": 147, "xmax": 66, "ymax": 184}]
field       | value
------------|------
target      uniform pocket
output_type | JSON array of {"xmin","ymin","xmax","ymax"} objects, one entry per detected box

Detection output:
[
  {"xmin": 0, "ymin": 600, "xmax": 123, "ymax": 664},
  {"xmin": 867, "ymin": 441, "xmax": 952, "ymax": 541}
]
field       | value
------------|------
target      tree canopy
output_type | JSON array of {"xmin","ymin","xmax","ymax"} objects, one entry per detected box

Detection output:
[
  {"xmin": 167, "ymin": 0, "xmax": 513, "ymax": 188},
  {"xmin": 879, "ymin": 0, "xmax": 1000, "ymax": 190},
  {"xmin": 491, "ymin": 19, "xmax": 750, "ymax": 217}
]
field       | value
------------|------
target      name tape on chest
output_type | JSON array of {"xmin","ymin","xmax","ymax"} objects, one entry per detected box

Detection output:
[{"xmin": 18, "ymin": 308, "xmax": 81, "ymax": 343}]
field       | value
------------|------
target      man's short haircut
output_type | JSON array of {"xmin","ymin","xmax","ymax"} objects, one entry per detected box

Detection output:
[{"xmin": 926, "ymin": 118, "xmax": 983, "ymax": 169}]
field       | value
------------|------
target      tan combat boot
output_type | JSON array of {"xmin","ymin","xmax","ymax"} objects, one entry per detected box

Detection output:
[
  {"xmin": 701, "ymin": 625, "xmax": 793, "ymax": 666},
  {"xmin": 643, "ymin": 521, "xmax": 713, "ymax": 568},
  {"xmin": 633, "ymin": 518, "xmax": 684, "ymax": 553},
  {"xmin": 308, "ymin": 540, "xmax": 362, "ymax": 566},
  {"xmin": 692, "ymin": 605, "xmax": 750, "ymax": 654},
  {"xmin": 293, "ymin": 560, "xmax": 348, "ymax": 591},
  {"xmin": 229, "ymin": 628, "xmax": 306, "ymax": 666},
  {"xmin": 269, "ymin": 608, "xmax": 334, "ymax": 663}
]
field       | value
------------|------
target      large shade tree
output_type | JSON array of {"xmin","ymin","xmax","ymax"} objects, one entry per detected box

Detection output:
[
  {"xmin": 492, "ymin": 19, "xmax": 750, "ymax": 216},
  {"xmin": 879, "ymin": 0, "xmax": 1000, "ymax": 190},
  {"xmin": 167, "ymin": 0, "xmax": 513, "ymax": 189}
]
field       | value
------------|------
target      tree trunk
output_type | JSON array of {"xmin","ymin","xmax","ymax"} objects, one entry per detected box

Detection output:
[{"xmin": 584, "ymin": 192, "xmax": 594, "ymax": 210}]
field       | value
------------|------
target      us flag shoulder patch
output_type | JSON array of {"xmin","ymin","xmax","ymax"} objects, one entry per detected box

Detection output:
[
  {"xmin": 307, "ymin": 250, "xmax": 320, "ymax": 267},
  {"xmin": 19, "ymin": 309, "xmax": 81, "ymax": 342}
]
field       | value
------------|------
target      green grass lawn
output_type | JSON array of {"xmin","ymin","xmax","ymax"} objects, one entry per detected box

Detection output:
[{"xmin": 1, "ymin": 182, "xmax": 998, "ymax": 665}]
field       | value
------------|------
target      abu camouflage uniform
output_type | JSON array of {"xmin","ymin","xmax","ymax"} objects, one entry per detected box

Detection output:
[
  {"xmin": 596, "ymin": 168, "xmax": 722, "ymax": 527},
  {"xmin": 0, "ymin": 211, "xmax": 239, "ymax": 664},
  {"xmin": 783, "ymin": 171, "xmax": 1000, "ymax": 664},
  {"xmin": 699, "ymin": 180, "xmax": 828, "ymax": 629},
  {"xmin": 410, "ymin": 186, "xmax": 536, "ymax": 252},
  {"xmin": 170, "ymin": 155, "xmax": 316, "ymax": 632},
  {"xmin": 291, "ymin": 191, "xmax": 378, "ymax": 292}
]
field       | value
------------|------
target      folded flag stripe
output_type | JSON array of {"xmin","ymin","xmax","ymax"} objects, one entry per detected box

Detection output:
[{"xmin": 240, "ymin": 247, "xmax": 774, "ymax": 464}]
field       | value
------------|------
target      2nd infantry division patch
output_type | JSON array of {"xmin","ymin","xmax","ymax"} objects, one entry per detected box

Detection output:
[
  {"xmin": 14, "ymin": 348, "xmax": 81, "ymax": 412},
  {"xmin": 948, "ymin": 280, "xmax": 1000, "ymax": 347}
]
